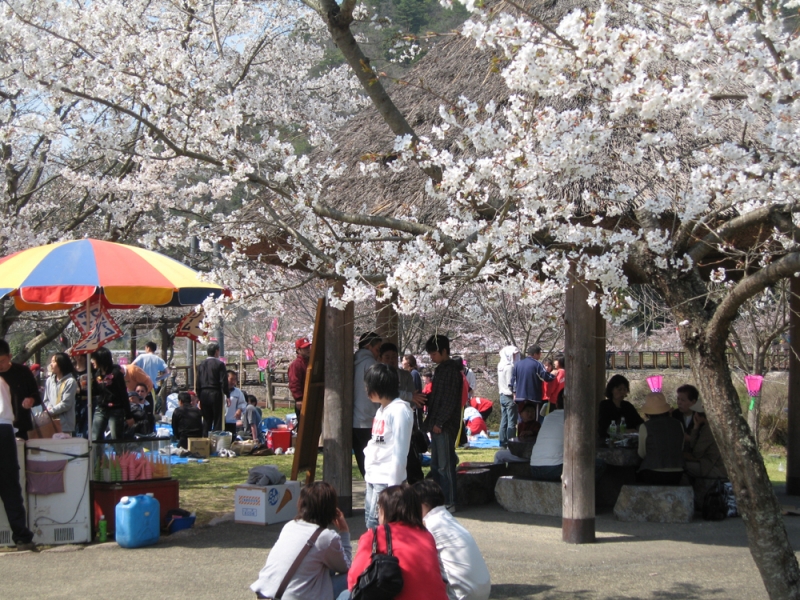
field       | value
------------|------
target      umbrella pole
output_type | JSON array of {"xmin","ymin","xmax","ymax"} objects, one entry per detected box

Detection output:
[
  {"xmin": 86, "ymin": 299, "xmax": 93, "ymax": 450},
  {"xmin": 192, "ymin": 339, "xmax": 197, "ymax": 393}
]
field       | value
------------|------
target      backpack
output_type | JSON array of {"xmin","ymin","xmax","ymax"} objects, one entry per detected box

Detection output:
[{"xmin": 702, "ymin": 480, "xmax": 728, "ymax": 521}]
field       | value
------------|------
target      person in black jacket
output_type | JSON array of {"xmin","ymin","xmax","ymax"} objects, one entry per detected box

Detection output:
[
  {"xmin": 90, "ymin": 347, "xmax": 133, "ymax": 442},
  {"xmin": 598, "ymin": 374, "xmax": 644, "ymax": 439},
  {"xmin": 172, "ymin": 392, "xmax": 204, "ymax": 448},
  {"xmin": 0, "ymin": 340, "xmax": 41, "ymax": 440},
  {"xmin": 196, "ymin": 342, "xmax": 230, "ymax": 436},
  {"xmin": 0, "ymin": 339, "xmax": 38, "ymax": 551}
]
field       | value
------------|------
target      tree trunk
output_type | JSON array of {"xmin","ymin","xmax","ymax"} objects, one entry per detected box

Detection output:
[
  {"xmin": 689, "ymin": 347, "xmax": 800, "ymax": 599},
  {"xmin": 12, "ymin": 315, "xmax": 71, "ymax": 364}
]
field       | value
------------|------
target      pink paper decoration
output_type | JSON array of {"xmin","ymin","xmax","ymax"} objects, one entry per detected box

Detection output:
[
  {"xmin": 257, "ymin": 358, "xmax": 268, "ymax": 371},
  {"xmin": 744, "ymin": 375, "xmax": 764, "ymax": 397},
  {"xmin": 244, "ymin": 348, "xmax": 255, "ymax": 360},
  {"xmin": 646, "ymin": 375, "xmax": 663, "ymax": 393}
]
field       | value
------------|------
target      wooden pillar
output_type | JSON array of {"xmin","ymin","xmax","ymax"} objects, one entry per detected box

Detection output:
[
  {"xmin": 130, "ymin": 327, "xmax": 137, "ymax": 362},
  {"xmin": 375, "ymin": 297, "xmax": 398, "ymax": 346},
  {"xmin": 323, "ymin": 284, "xmax": 355, "ymax": 515},
  {"xmin": 787, "ymin": 276, "xmax": 800, "ymax": 495},
  {"xmin": 562, "ymin": 269, "xmax": 598, "ymax": 543}
]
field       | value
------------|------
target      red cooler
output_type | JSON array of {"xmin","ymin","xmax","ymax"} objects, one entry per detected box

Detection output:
[{"xmin": 267, "ymin": 430, "xmax": 291, "ymax": 451}]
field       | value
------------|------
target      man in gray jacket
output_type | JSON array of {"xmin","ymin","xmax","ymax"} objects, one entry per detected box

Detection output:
[{"xmin": 352, "ymin": 331, "xmax": 382, "ymax": 476}]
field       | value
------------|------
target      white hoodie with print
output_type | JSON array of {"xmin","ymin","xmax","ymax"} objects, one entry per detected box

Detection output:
[{"xmin": 364, "ymin": 398, "xmax": 413, "ymax": 486}]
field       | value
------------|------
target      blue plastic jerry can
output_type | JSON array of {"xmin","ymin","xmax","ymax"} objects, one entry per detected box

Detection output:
[{"xmin": 115, "ymin": 494, "xmax": 160, "ymax": 549}]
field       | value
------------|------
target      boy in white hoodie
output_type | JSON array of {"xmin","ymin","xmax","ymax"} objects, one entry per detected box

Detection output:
[{"xmin": 362, "ymin": 363, "xmax": 413, "ymax": 529}]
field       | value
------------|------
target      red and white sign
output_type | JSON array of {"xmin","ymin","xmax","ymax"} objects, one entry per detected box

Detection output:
[
  {"xmin": 174, "ymin": 309, "xmax": 207, "ymax": 342},
  {"xmin": 69, "ymin": 300, "xmax": 123, "ymax": 355}
]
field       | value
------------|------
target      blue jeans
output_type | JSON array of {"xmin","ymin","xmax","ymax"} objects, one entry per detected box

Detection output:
[
  {"xmin": 364, "ymin": 482, "xmax": 388, "ymax": 529},
  {"xmin": 498, "ymin": 394, "xmax": 517, "ymax": 447},
  {"xmin": 92, "ymin": 407, "xmax": 126, "ymax": 442},
  {"xmin": 331, "ymin": 573, "xmax": 348, "ymax": 599},
  {"xmin": 430, "ymin": 431, "xmax": 458, "ymax": 506}
]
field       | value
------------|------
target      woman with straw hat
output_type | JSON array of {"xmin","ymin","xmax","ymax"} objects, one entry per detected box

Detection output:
[{"xmin": 637, "ymin": 392, "xmax": 685, "ymax": 486}]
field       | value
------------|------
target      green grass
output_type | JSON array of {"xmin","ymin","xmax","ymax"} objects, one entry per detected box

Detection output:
[{"xmin": 172, "ymin": 443, "xmax": 789, "ymax": 526}]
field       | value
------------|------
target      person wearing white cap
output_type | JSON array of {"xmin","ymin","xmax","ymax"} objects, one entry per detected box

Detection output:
[
  {"xmin": 684, "ymin": 398, "xmax": 728, "ymax": 481},
  {"xmin": 637, "ymin": 392, "xmax": 685, "ymax": 486}
]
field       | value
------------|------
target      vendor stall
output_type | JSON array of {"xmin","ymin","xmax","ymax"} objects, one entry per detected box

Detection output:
[{"xmin": 0, "ymin": 239, "xmax": 226, "ymax": 543}]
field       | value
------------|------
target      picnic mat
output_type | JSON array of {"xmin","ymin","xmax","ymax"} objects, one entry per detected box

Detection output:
[{"xmin": 466, "ymin": 436, "xmax": 500, "ymax": 448}]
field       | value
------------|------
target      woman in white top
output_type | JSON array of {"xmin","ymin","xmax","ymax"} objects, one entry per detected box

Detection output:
[
  {"xmin": 251, "ymin": 481, "xmax": 351, "ymax": 600},
  {"xmin": 43, "ymin": 353, "xmax": 77, "ymax": 435}
]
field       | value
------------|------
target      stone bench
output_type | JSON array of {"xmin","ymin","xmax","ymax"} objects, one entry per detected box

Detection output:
[
  {"xmin": 613, "ymin": 485, "xmax": 694, "ymax": 523},
  {"xmin": 494, "ymin": 476, "xmax": 562, "ymax": 517}
]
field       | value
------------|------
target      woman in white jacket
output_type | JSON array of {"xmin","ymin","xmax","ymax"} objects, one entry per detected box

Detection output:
[
  {"xmin": 251, "ymin": 481, "xmax": 351, "ymax": 600},
  {"xmin": 43, "ymin": 352, "xmax": 78, "ymax": 435}
]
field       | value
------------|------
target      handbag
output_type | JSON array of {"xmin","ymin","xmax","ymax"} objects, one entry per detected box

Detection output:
[
  {"xmin": 351, "ymin": 524, "xmax": 404, "ymax": 600},
  {"xmin": 28, "ymin": 406, "xmax": 62, "ymax": 439},
  {"xmin": 259, "ymin": 526, "xmax": 324, "ymax": 599}
]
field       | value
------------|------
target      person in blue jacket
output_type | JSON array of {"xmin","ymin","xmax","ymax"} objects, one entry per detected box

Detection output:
[{"xmin": 510, "ymin": 344, "xmax": 554, "ymax": 422}]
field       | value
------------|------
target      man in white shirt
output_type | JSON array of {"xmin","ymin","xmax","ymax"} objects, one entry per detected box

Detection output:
[
  {"xmin": 224, "ymin": 370, "xmax": 247, "ymax": 437},
  {"xmin": 413, "ymin": 479, "xmax": 491, "ymax": 600},
  {"xmin": 133, "ymin": 342, "xmax": 169, "ymax": 392},
  {"xmin": 0, "ymin": 340, "xmax": 37, "ymax": 551}
]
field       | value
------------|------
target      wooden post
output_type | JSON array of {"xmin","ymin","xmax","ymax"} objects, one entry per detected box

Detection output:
[
  {"xmin": 562, "ymin": 269, "xmax": 597, "ymax": 543},
  {"xmin": 130, "ymin": 327, "xmax": 137, "ymax": 363},
  {"xmin": 787, "ymin": 276, "xmax": 800, "ymax": 495},
  {"xmin": 375, "ymin": 297, "xmax": 398, "ymax": 346},
  {"xmin": 323, "ymin": 286, "xmax": 355, "ymax": 515}
]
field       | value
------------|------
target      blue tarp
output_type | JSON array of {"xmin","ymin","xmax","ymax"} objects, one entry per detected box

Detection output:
[{"xmin": 466, "ymin": 436, "xmax": 500, "ymax": 448}]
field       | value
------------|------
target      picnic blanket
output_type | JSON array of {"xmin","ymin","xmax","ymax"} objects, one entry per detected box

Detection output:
[{"xmin": 466, "ymin": 436, "xmax": 500, "ymax": 448}]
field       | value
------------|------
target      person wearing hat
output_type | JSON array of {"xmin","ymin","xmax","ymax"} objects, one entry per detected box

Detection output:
[
  {"xmin": 288, "ymin": 337, "xmax": 312, "ymax": 422},
  {"xmin": 684, "ymin": 399, "xmax": 728, "ymax": 486},
  {"xmin": 637, "ymin": 392, "xmax": 685, "ymax": 485}
]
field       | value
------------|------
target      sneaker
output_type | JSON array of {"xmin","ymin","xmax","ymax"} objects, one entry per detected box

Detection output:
[
  {"xmin": 16, "ymin": 542, "xmax": 38, "ymax": 552},
  {"xmin": 445, "ymin": 504, "xmax": 456, "ymax": 514}
]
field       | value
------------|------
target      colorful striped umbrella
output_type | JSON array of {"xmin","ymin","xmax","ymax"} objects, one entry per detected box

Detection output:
[{"xmin": 0, "ymin": 239, "xmax": 225, "ymax": 309}]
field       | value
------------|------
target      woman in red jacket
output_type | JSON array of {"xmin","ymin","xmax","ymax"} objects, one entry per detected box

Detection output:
[{"xmin": 344, "ymin": 484, "xmax": 448, "ymax": 600}]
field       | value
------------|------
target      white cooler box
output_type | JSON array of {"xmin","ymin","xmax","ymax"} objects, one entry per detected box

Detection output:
[
  {"xmin": 26, "ymin": 438, "xmax": 91, "ymax": 545},
  {"xmin": 0, "ymin": 439, "xmax": 26, "ymax": 546},
  {"xmin": 235, "ymin": 481, "xmax": 300, "ymax": 525}
]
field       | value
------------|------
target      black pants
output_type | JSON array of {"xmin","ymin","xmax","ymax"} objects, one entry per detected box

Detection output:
[
  {"xmin": 637, "ymin": 469, "xmax": 684, "ymax": 486},
  {"xmin": 352, "ymin": 428, "xmax": 372, "ymax": 477},
  {"xmin": 199, "ymin": 389, "xmax": 224, "ymax": 436},
  {"xmin": 406, "ymin": 447, "xmax": 424, "ymax": 485},
  {"xmin": 479, "ymin": 407, "xmax": 493, "ymax": 422},
  {"xmin": 0, "ymin": 424, "xmax": 33, "ymax": 544},
  {"xmin": 224, "ymin": 422, "xmax": 238, "ymax": 437}
]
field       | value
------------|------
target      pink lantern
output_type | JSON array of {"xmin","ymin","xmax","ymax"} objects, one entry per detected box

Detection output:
[
  {"xmin": 744, "ymin": 375, "xmax": 764, "ymax": 397},
  {"xmin": 219, "ymin": 356, "xmax": 227, "ymax": 364},
  {"xmin": 244, "ymin": 348, "xmax": 255, "ymax": 360},
  {"xmin": 257, "ymin": 358, "xmax": 268, "ymax": 371},
  {"xmin": 646, "ymin": 375, "xmax": 663, "ymax": 393}
]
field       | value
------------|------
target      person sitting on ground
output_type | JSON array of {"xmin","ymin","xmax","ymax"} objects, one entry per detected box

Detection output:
[
  {"xmin": 342, "ymin": 484, "xmax": 448, "ymax": 600},
  {"xmin": 242, "ymin": 394, "xmax": 263, "ymax": 444},
  {"xmin": 637, "ymin": 392, "xmax": 685, "ymax": 486},
  {"xmin": 413, "ymin": 480, "xmax": 491, "ymax": 600},
  {"xmin": 672, "ymin": 383, "xmax": 699, "ymax": 445},
  {"xmin": 684, "ymin": 399, "xmax": 728, "ymax": 503},
  {"xmin": 598, "ymin": 374, "xmax": 644, "ymax": 439},
  {"xmin": 529, "ymin": 392, "xmax": 606, "ymax": 481},
  {"xmin": 172, "ymin": 391, "xmax": 203, "ymax": 449},
  {"xmin": 125, "ymin": 388, "xmax": 153, "ymax": 437},
  {"xmin": 464, "ymin": 406, "xmax": 488, "ymax": 437},
  {"xmin": 493, "ymin": 403, "xmax": 539, "ymax": 464},
  {"xmin": 252, "ymin": 481, "xmax": 351, "ymax": 600}
]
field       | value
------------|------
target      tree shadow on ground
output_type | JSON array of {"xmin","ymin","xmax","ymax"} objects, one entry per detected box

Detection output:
[{"xmin": 490, "ymin": 582, "xmax": 728, "ymax": 599}]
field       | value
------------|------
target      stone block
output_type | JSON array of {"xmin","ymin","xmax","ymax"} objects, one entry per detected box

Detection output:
[
  {"xmin": 613, "ymin": 485, "xmax": 694, "ymax": 523},
  {"xmin": 494, "ymin": 476, "xmax": 562, "ymax": 517},
  {"xmin": 456, "ymin": 468, "xmax": 493, "ymax": 506}
]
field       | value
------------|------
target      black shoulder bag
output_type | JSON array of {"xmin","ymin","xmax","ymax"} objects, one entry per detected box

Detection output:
[{"xmin": 351, "ymin": 524, "xmax": 404, "ymax": 600}]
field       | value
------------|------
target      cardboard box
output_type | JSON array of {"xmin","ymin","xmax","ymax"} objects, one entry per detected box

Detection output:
[
  {"xmin": 187, "ymin": 438, "xmax": 211, "ymax": 458},
  {"xmin": 235, "ymin": 481, "xmax": 300, "ymax": 525}
]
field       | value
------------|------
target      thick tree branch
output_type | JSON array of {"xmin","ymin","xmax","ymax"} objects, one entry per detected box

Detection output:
[
  {"xmin": 12, "ymin": 315, "xmax": 71, "ymax": 364},
  {"xmin": 708, "ymin": 252, "xmax": 800, "ymax": 344}
]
